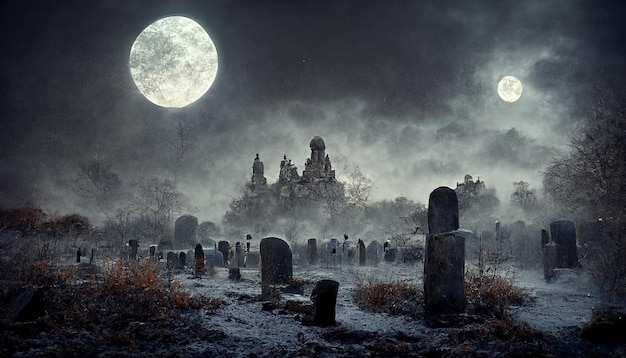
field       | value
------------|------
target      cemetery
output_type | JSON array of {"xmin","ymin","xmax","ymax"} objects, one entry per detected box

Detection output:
[{"xmin": 1, "ymin": 184, "xmax": 624, "ymax": 357}]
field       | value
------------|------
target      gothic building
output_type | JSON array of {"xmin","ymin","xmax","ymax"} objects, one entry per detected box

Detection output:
[{"xmin": 249, "ymin": 136, "xmax": 339, "ymax": 202}]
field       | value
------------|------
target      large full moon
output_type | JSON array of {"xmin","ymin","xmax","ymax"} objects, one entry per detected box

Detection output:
[
  {"xmin": 497, "ymin": 76, "xmax": 523, "ymax": 103},
  {"xmin": 129, "ymin": 16, "xmax": 218, "ymax": 108}
]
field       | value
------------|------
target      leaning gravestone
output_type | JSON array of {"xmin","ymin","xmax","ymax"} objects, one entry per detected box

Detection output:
[
  {"xmin": 194, "ymin": 244, "xmax": 205, "ymax": 278},
  {"xmin": 307, "ymin": 238, "xmax": 318, "ymax": 265},
  {"xmin": 550, "ymin": 220, "xmax": 579, "ymax": 268},
  {"xmin": 366, "ymin": 240, "xmax": 381, "ymax": 266},
  {"xmin": 424, "ymin": 186, "xmax": 465, "ymax": 314},
  {"xmin": 357, "ymin": 239, "xmax": 366, "ymax": 266},
  {"xmin": 310, "ymin": 279, "xmax": 339, "ymax": 326},
  {"xmin": 260, "ymin": 237, "xmax": 293, "ymax": 299},
  {"xmin": 218, "ymin": 241, "xmax": 230, "ymax": 267},
  {"xmin": 175, "ymin": 215, "xmax": 198, "ymax": 247}
]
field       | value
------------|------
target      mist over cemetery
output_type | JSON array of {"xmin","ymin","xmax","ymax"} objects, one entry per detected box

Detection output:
[{"xmin": 1, "ymin": 124, "xmax": 625, "ymax": 356}]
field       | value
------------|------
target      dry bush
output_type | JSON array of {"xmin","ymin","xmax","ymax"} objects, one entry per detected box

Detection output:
[
  {"xmin": 465, "ymin": 268, "xmax": 529, "ymax": 318},
  {"xmin": 29, "ymin": 259, "xmax": 214, "ymax": 331},
  {"xmin": 353, "ymin": 280, "xmax": 423, "ymax": 316},
  {"xmin": 588, "ymin": 226, "xmax": 626, "ymax": 302}
]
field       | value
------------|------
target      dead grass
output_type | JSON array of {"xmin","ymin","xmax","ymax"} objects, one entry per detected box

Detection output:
[
  {"xmin": 353, "ymin": 280, "xmax": 424, "ymax": 316},
  {"xmin": 465, "ymin": 268, "xmax": 530, "ymax": 318}
]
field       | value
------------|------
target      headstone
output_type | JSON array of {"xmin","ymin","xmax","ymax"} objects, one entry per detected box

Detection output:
[
  {"xmin": 366, "ymin": 240, "xmax": 381, "ymax": 266},
  {"xmin": 260, "ymin": 237, "xmax": 293, "ymax": 299},
  {"xmin": 307, "ymin": 238, "xmax": 318, "ymax": 265},
  {"xmin": 310, "ymin": 279, "xmax": 339, "ymax": 326},
  {"xmin": 218, "ymin": 241, "xmax": 230, "ymax": 267},
  {"xmin": 128, "ymin": 240, "xmax": 138, "ymax": 260},
  {"xmin": 244, "ymin": 251, "xmax": 260, "ymax": 268},
  {"xmin": 543, "ymin": 242, "xmax": 556, "ymax": 280},
  {"xmin": 541, "ymin": 229, "xmax": 550, "ymax": 249},
  {"xmin": 175, "ymin": 215, "xmax": 198, "ymax": 247},
  {"xmin": 167, "ymin": 252, "xmax": 177, "ymax": 270},
  {"xmin": 203, "ymin": 250, "xmax": 224, "ymax": 267},
  {"xmin": 76, "ymin": 249, "xmax": 81, "ymax": 263},
  {"xmin": 495, "ymin": 220, "xmax": 501, "ymax": 240},
  {"xmin": 228, "ymin": 246, "xmax": 241, "ymax": 281},
  {"xmin": 550, "ymin": 220, "xmax": 579, "ymax": 268},
  {"xmin": 424, "ymin": 187, "xmax": 465, "ymax": 314},
  {"xmin": 329, "ymin": 238, "xmax": 339, "ymax": 267},
  {"xmin": 235, "ymin": 242, "xmax": 245, "ymax": 267},
  {"xmin": 384, "ymin": 248, "xmax": 397, "ymax": 263},
  {"xmin": 357, "ymin": 239, "xmax": 366, "ymax": 266},
  {"xmin": 178, "ymin": 252, "xmax": 186, "ymax": 268},
  {"xmin": 194, "ymin": 244, "xmax": 205, "ymax": 278},
  {"xmin": 149, "ymin": 245, "xmax": 156, "ymax": 259}
]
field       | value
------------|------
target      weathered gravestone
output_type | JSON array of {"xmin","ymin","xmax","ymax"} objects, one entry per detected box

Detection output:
[
  {"xmin": 194, "ymin": 244, "xmax": 205, "ymax": 278},
  {"xmin": 366, "ymin": 240, "xmax": 381, "ymax": 266},
  {"xmin": 550, "ymin": 220, "xmax": 579, "ymax": 268},
  {"xmin": 244, "ymin": 251, "xmax": 260, "ymax": 268},
  {"xmin": 128, "ymin": 240, "xmax": 138, "ymax": 260},
  {"xmin": 543, "ymin": 241, "xmax": 557, "ymax": 280},
  {"xmin": 260, "ymin": 237, "xmax": 293, "ymax": 299},
  {"xmin": 218, "ymin": 241, "xmax": 230, "ymax": 267},
  {"xmin": 357, "ymin": 239, "xmax": 366, "ymax": 266},
  {"xmin": 149, "ymin": 245, "xmax": 156, "ymax": 259},
  {"xmin": 228, "ymin": 246, "xmax": 242, "ymax": 281},
  {"xmin": 167, "ymin": 252, "xmax": 178, "ymax": 270},
  {"xmin": 307, "ymin": 238, "xmax": 318, "ymax": 265},
  {"xmin": 424, "ymin": 186, "xmax": 466, "ymax": 314},
  {"xmin": 203, "ymin": 249, "xmax": 224, "ymax": 267},
  {"xmin": 310, "ymin": 279, "xmax": 340, "ymax": 326},
  {"xmin": 175, "ymin": 215, "xmax": 198, "ymax": 247},
  {"xmin": 235, "ymin": 242, "xmax": 245, "ymax": 268},
  {"xmin": 178, "ymin": 252, "xmax": 186, "ymax": 268},
  {"xmin": 384, "ymin": 248, "xmax": 397, "ymax": 263}
]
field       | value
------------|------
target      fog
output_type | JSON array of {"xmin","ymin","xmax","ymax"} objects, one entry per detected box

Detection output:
[{"xmin": 1, "ymin": 1, "xmax": 625, "ymax": 225}]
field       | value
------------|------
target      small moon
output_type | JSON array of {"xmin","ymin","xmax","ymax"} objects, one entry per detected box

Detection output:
[
  {"xmin": 129, "ymin": 16, "xmax": 218, "ymax": 108},
  {"xmin": 497, "ymin": 76, "xmax": 523, "ymax": 103}
]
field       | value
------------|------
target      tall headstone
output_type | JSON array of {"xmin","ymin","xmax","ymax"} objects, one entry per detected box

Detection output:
[
  {"xmin": 175, "ymin": 215, "xmax": 198, "ymax": 247},
  {"xmin": 543, "ymin": 242, "xmax": 556, "ymax": 280},
  {"xmin": 194, "ymin": 244, "xmax": 205, "ymax": 278},
  {"xmin": 228, "ymin": 246, "xmax": 242, "ymax": 281},
  {"xmin": 310, "ymin": 279, "xmax": 339, "ymax": 326},
  {"xmin": 260, "ymin": 237, "xmax": 293, "ymax": 299},
  {"xmin": 424, "ymin": 187, "xmax": 465, "ymax": 314},
  {"xmin": 550, "ymin": 220, "xmax": 579, "ymax": 268},
  {"xmin": 149, "ymin": 245, "xmax": 156, "ymax": 259},
  {"xmin": 307, "ymin": 238, "xmax": 318, "ymax": 265},
  {"xmin": 357, "ymin": 239, "xmax": 366, "ymax": 266},
  {"xmin": 128, "ymin": 240, "xmax": 138, "ymax": 260},
  {"xmin": 366, "ymin": 240, "xmax": 381, "ymax": 266},
  {"xmin": 178, "ymin": 252, "xmax": 186, "ymax": 268},
  {"xmin": 218, "ymin": 241, "xmax": 230, "ymax": 267}
]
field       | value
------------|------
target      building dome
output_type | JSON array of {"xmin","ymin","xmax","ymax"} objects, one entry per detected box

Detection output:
[{"xmin": 309, "ymin": 136, "xmax": 326, "ymax": 150}]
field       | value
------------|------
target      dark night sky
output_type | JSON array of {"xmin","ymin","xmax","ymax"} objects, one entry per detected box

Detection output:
[{"xmin": 1, "ymin": 0, "xmax": 625, "ymax": 222}]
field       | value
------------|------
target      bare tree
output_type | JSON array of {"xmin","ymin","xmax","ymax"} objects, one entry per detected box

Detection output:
[
  {"xmin": 73, "ymin": 155, "xmax": 121, "ymax": 210},
  {"xmin": 343, "ymin": 165, "xmax": 373, "ymax": 208},
  {"xmin": 130, "ymin": 177, "xmax": 185, "ymax": 242},
  {"xmin": 510, "ymin": 181, "xmax": 537, "ymax": 211}
]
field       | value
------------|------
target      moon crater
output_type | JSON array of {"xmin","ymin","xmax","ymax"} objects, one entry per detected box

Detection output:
[{"xmin": 129, "ymin": 16, "xmax": 218, "ymax": 108}]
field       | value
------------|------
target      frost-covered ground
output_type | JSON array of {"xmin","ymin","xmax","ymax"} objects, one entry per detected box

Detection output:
[{"xmin": 174, "ymin": 261, "xmax": 621, "ymax": 357}]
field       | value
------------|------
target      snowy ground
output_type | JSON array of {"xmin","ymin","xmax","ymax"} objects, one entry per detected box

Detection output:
[{"xmin": 175, "ymin": 261, "xmax": 612, "ymax": 356}]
